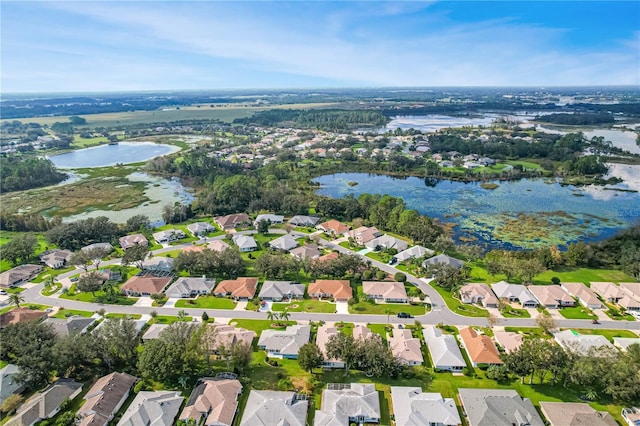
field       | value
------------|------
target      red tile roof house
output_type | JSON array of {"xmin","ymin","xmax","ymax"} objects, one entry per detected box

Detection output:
[
  {"xmin": 458, "ymin": 327, "xmax": 503, "ymax": 367},
  {"xmin": 120, "ymin": 275, "xmax": 172, "ymax": 297},
  {"xmin": 213, "ymin": 277, "xmax": 258, "ymax": 301},
  {"xmin": 308, "ymin": 280, "xmax": 353, "ymax": 302},
  {"xmin": 0, "ymin": 307, "xmax": 48, "ymax": 329}
]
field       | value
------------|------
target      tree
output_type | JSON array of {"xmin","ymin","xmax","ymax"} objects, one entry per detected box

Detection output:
[
  {"xmin": 121, "ymin": 244, "xmax": 150, "ymax": 268},
  {"xmin": 125, "ymin": 215, "xmax": 150, "ymax": 233},
  {"xmin": 266, "ymin": 311, "xmax": 277, "ymax": 323},
  {"xmin": 487, "ymin": 313, "xmax": 499, "ymax": 328},
  {"xmin": 358, "ymin": 335, "xmax": 403, "ymax": 378},
  {"xmin": 486, "ymin": 364, "xmax": 510, "ymax": 381},
  {"xmin": 0, "ymin": 234, "xmax": 37, "ymax": 266},
  {"xmin": 69, "ymin": 251, "xmax": 91, "ymax": 272},
  {"xmin": 7, "ymin": 293, "xmax": 24, "ymax": 308},
  {"xmin": 76, "ymin": 271, "xmax": 103, "ymax": 296},
  {"xmin": 434, "ymin": 235, "xmax": 455, "ymax": 253},
  {"xmin": 278, "ymin": 309, "xmax": 290, "ymax": 324},
  {"xmin": 393, "ymin": 272, "xmax": 407, "ymax": 282},
  {"xmin": 201, "ymin": 311, "xmax": 209, "ymax": 322},
  {"xmin": 92, "ymin": 318, "xmax": 140, "ymax": 371},
  {"xmin": 84, "ymin": 246, "xmax": 112, "ymax": 269},
  {"xmin": 536, "ymin": 314, "xmax": 557, "ymax": 334},
  {"xmin": 231, "ymin": 340, "xmax": 252, "ymax": 374},
  {"xmin": 52, "ymin": 334, "xmax": 97, "ymax": 379},
  {"xmin": 297, "ymin": 343, "xmax": 324, "ymax": 373},
  {"xmin": 0, "ymin": 394, "xmax": 23, "ymax": 414},
  {"xmin": 326, "ymin": 333, "xmax": 358, "ymax": 376},
  {"xmin": 257, "ymin": 219, "xmax": 270, "ymax": 234}
]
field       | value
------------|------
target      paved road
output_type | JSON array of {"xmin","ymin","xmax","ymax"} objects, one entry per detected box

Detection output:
[{"xmin": 18, "ymin": 229, "xmax": 640, "ymax": 332}]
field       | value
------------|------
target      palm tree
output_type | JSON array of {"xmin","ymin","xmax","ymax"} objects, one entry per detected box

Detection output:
[
  {"xmin": 177, "ymin": 310, "xmax": 187, "ymax": 321},
  {"xmin": 8, "ymin": 293, "xmax": 24, "ymax": 308},
  {"xmin": 267, "ymin": 310, "xmax": 276, "ymax": 323},
  {"xmin": 385, "ymin": 307, "xmax": 392, "ymax": 325},
  {"xmin": 279, "ymin": 309, "xmax": 290, "ymax": 324}
]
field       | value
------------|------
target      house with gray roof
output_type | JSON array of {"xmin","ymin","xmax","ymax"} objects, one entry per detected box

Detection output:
[
  {"xmin": 232, "ymin": 234, "xmax": 258, "ymax": 252},
  {"xmin": 290, "ymin": 244, "xmax": 322, "ymax": 260},
  {"xmin": 458, "ymin": 388, "xmax": 545, "ymax": 426},
  {"xmin": 0, "ymin": 364, "xmax": 23, "ymax": 405},
  {"xmin": 6, "ymin": 379, "xmax": 83, "ymax": 426},
  {"xmin": 117, "ymin": 391, "xmax": 183, "ymax": 426},
  {"xmin": 554, "ymin": 329, "xmax": 615, "ymax": 355},
  {"xmin": 423, "ymin": 254, "xmax": 464, "ymax": 269},
  {"xmin": 81, "ymin": 243, "xmax": 113, "ymax": 254},
  {"xmin": 40, "ymin": 249, "xmax": 73, "ymax": 269},
  {"xmin": 491, "ymin": 281, "xmax": 538, "ymax": 307},
  {"xmin": 44, "ymin": 315, "xmax": 97, "ymax": 337},
  {"xmin": 240, "ymin": 390, "xmax": 308, "ymax": 426},
  {"xmin": 119, "ymin": 233, "xmax": 148, "ymax": 250},
  {"xmin": 288, "ymin": 215, "xmax": 320, "ymax": 227},
  {"xmin": 253, "ymin": 214, "xmax": 284, "ymax": 228},
  {"xmin": 257, "ymin": 325, "xmax": 311, "ymax": 359},
  {"xmin": 540, "ymin": 402, "xmax": 617, "ymax": 426},
  {"xmin": 390, "ymin": 387, "xmax": 460, "ymax": 426},
  {"xmin": 314, "ymin": 383, "xmax": 380, "ymax": 425},
  {"xmin": 365, "ymin": 234, "xmax": 408, "ymax": 252},
  {"xmin": 258, "ymin": 281, "xmax": 305, "ymax": 301},
  {"xmin": 152, "ymin": 229, "xmax": 186, "ymax": 244},
  {"xmin": 142, "ymin": 324, "xmax": 170, "ymax": 342},
  {"xmin": 0, "ymin": 264, "xmax": 42, "ymax": 288},
  {"xmin": 141, "ymin": 256, "xmax": 174, "ymax": 272},
  {"xmin": 393, "ymin": 245, "xmax": 434, "ymax": 263},
  {"xmin": 269, "ymin": 234, "xmax": 299, "ymax": 252},
  {"xmin": 613, "ymin": 337, "xmax": 640, "ymax": 352},
  {"xmin": 423, "ymin": 326, "xmax": 466, "ymax": 372},
  {"xmin": 187, "ymin": 222, "xmax": 215, "ymax": 237},
  {"xmin": 165, "ymin": 276, "xmax": 216, "ymax": 298},
  {"xmin": 77, "ymin": 372, "xmax": 137, "ymax": 426}
]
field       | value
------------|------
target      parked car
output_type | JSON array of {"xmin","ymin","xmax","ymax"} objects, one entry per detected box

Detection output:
[
  {"xmin": 397, "ymin": 312, "xmax": 412, "ymax": 318},
  {"xmin": 0, "ymin": 290, "xmax": 7, "ymax": 295}
]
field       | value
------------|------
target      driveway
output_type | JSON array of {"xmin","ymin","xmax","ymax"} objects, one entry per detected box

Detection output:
[
  {"xmin": 336, "ymin": 301, "xmax": 349, "ymax": 314},
  {"xmin": 134, "ymin": 297, "xmax": 154, "ymax": 307},
  {"xmin": 163, "ymin": 298, "xmax": 179, "ymax": 308},
  {"xmin": 234, "ymin": 301, "xmax": 248, "ymax": 311}
]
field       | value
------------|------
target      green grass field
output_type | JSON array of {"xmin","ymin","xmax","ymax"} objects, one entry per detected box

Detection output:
[
  {"xmin": 501, "ymin": 307, "xmax": 531, "ymax": 318},
  {"xmin": 569, "ymin": 328, "xmax": 638, "ymax": 342},
  {"xmin": 105, "ymin": 313, "xmax": 142, "ymax": 319},
  {"xmin": 229, "ymin": 319, "xmax": 296, "ymax": 337},
  {"xmin": 504, "ymin": 327, "xmax": 551, "ymax": 339},
  {"xmin": 349, "ymin": 301, "xmax": 426, "ymax": 316},
  {"xmin": 51, "ymin": 309, "xmax": 94, "ymax": 318},
  {"xmin": 174, "ymin": 296, "xmax": 237, "ymax": 310},
  {"xmin": 148, "ymin": 315, "xmax": 193, "ymax": 324},
  {"xmin": 272, "ymin": 299, "xmax": 336, "ymax": 313},
  {"xmin": 558, "ymin": 305, "xmax": 598, "ymax": 320},
  {"xmin": 533, "ymin": 267, "xmax": 635, "ymax": 285}
]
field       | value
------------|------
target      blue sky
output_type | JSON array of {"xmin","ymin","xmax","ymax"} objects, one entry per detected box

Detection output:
[{"xmin": 1, "ymin": 1, "xmax": 638, "ymax": 92}]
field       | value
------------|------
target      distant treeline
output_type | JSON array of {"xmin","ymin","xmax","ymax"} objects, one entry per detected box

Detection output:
[
  {"xmin": 0, "ymin": 157, "xmax": 67, "ymax": 193},
  {"xmin": 234, "ymin": 109, "xmax": 388, "ymax": 131},
  {"xmin": 534, "ymin": 113, "xmax": 615, "ymax": 125}
]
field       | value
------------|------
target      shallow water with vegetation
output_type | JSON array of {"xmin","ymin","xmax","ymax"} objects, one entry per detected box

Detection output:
[{"xmin": 314, "ymin": 173, "xmax": 639, "ymax": 249}]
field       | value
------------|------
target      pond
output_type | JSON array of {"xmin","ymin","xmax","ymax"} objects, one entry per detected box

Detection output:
[
  {"xmin": 48, "ymin": 142, "xmax": 180, "ymax": 168},
  {"xmin": 383, "ymin": 114, "xmax": 495, "ymax": 133},
  {"xmin": 313, "ymin": 173, "xmax": 639, "ymax": 250}
]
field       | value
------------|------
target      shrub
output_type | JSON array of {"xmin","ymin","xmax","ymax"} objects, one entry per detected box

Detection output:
[
  {"xmin": 463, "ymin": 367, "xmax": 475, "ymax": 377},
  {"xmin": 551, "ymin": 276, "xmax": 561, "ymax": 285},
  {"xmin": 277, "ymin": 378, "xmax": 293, "ymax": 391},
  {"xmin": 394, "ymin": 272, "xmax": 407, "ymax": 282},
  {"xmin": 201, "ymin": 312, "xmax": 209, "ymax": 322},
  {"xmin": 362, "ymin": 270, "xmax": 373, "ymax": 280},
  {"xmin": 353, "ymin": 273, "xmax": 361, "ymax": 281},
  {"xmin": 477, "ymin": 363, "xmax": 489, "ymax": 371},
  {"xmin": 375, "ymin": 270, "xmax": 386, "ymax": 280}
]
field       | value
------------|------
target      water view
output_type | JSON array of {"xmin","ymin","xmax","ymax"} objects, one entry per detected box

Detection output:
[
  {"xmin": 384, "ymin": 114, "xmax": 495, "ymax": 133},
  {"xmin": 314, "ymin": 173, "xmax": 639, "ymax": 250},
  {"xmin": 49, "ymin": 142, "xmax": 180, "ymax": 168}
]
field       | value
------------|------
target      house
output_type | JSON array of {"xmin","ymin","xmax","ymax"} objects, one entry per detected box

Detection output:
[
  {"xmin": 44, "ymin": 316, "xmax": 97, "ymax": 337},
  {"xmin": 459, "ymin": 283, "xmax": 499, "ymax": 308},
  {"xmin": 141, "ymin": 256, "xmax": 174, "ymax": 272},
  {"xmin": 619, "ymin": 283, "xmax": 640, "ymax": 311},
  {"xmin": 232, "ymin": 234, "xmax": 258, "ymax": 252},
  {"xmin": 165, "ymin": 276, "xmax": 216, "ymax": 298},
  {"xmin": 119, "ymin": 234, "xmax": 148, "ymax": 250},
  {"xmin": 207, "ymin": 323, "xmax": 256, "ymax": 351},
  {"xmin": 288, "ymin": 215, "xmax": 320, "ymax": 227},
  {"xmin": 269, "ymin": 234, "xmax": 299, "ymax": 252},
  {"xmin": 315, "ymin": 383, "xmax": 380, "ymax": 425},
  {"xmin": 346, "ymin": 226, "xmax": 382, "ymax": 245},
  {"xmin": 92, "ymin": 316, "xmax": 147, "ymax": 335},
  {"xmin": 290, "ymin": 244, "xmax": 321, "ymax": 260},
  {"xmin": 214, "ymin": 277, "xmax": 258, "ymax": 300},
  {"xmin": 77, "ymin": 372, "xmax": 137, "ymax": 426},
  {"xmin": 458, "ymin": 327, "xmax": 502, "ymax": 366},
  {"xmin": 315, "ymin": 324, "xmax": 345, "ymax": 369},
  {"xmin": 0, "ymin": 264, "xmax": 42, "ymax": 288},
  {"xmin": 423, "ymin": 254, "xmax": 464, "ymax": 269},
  {"xmin": 317, "ymin": 220, "xmax": 350, "ymax": 237},
  {"xmin": 362, "ymin": 281, "xmax": 408, "ymax": 303},
  {"xmin": 353, "ymin": 324, "xmax": 373, "ymax": 341},
  {"xmin": 423, "ymin": 326, "xmax": 466, "ymax": 372},
  {"xmin": 553, "ymin": 329, "xmax": 615, "ymax": 355},
  {"xmin": 142, "ymin": 324, "xmax": 170, "ymax": 342},
  {"xmin": 240, "ymin": 391, "xmax": 308, "ymax": 426},
  {"xmin": 253, "ymin": 214, "xmax": 284, "ymax": 227},
  {"xmin": 187, "ymin": 222, "xmax": 215, "ymax": 237},
  {"xmin": 207, "ymin": 239, "xmax": 231, "ymax": 252},
  {"xmin": 120, "ymin": 275, "xmax": 172, "ymax": 297},
  {"xmin": 215, "ymin": 213, "xmax": 250, "ymax": 230},
  {"xmin": 539, "ymin": 402, "xmax": 617, "ymax": 426},
  {"xmin": 590, "ymin": 282, "xmax": 626, "ymax": 303},
  {"xmin": 622, "ymin": 407, "xmax": 640, "ymax": 426},
  {"xmin": 613, "ymin": 337, "xmax": 640, "ymax": 352},
  {"xmin": 458, "ymin": 388, "xmax": 544, "ymax": 426},
  {"xmin": 40, "ymin": 249, "xmax": 73, "ymax": 269},
  {"xmin": 257, "ymin": 324, "xmax": 311, "ymax": 359},
  {"xmin": 393, "ymin": 245, "xmax": 434, "ymax": 263},
  {"xmin": 0, "ymin": 364, "xmax": 23, "ymax": 405},
  {"xmin": 80, "ymin": 243, "xmax": 113, "ymax": 254},
  {"xmin": 152, "ymin": 229, "xmax": 186, "ymax": 244},
  {"xmin": 561, "ymin": 282, "xmax": 603, "ymax": 309},
  {"xmin": 180, "ymin": 378, "xmax": 242, "ymax": 426},
  {"xmin": 5, "ymin": 379, "xmax": 83, "ymax": 426},
  {"xmin": 493, "ymin": 331, "xmax": 524, "ymax": 354},
  {"xmin": 491, "ymin": 281, "xmax": 538, "ymax": 307},
  {"xmin": 84, "ymin": 268, "xmax": 121, "ymax": 282},
  {"xmin": 258, "ymin": 281, "xmax": 305, "ymax": 301},
  {"xmin": 528, "ymin": 285, "xmax": 574, "ymax": 309},
  {"xmin": 389, "ymin": 328, "xmax": 424, "ymax": 366},
  {"xmin": 365, "ymin": 234, "xmax": 409, "ymax": 252},
  {"xmin": 116, "ymin": 391, "xmax": 184, "ymax": 426},
  {"xmin": 308, "ymin": 280, "xmax": 352, "ymax": 302},
  {"xmin": 0, "ymin": 308, "xmax": 47, "ymax": 328},
  {"xmin": 315, "ymin": 252, "xmax": 339, "ymax": 263},
  {"xmin": 390, "ymin": 387, "xmax": 461, "ymax": 426}
]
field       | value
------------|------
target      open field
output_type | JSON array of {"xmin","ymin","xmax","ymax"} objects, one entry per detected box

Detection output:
[{"xmin": 533, "ymin": 267, "xmax": 636, "ymax": 285}]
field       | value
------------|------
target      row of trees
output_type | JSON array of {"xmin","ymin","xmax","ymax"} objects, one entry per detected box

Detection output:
[{"xmin": 0, "ymin": 157, "xmax": 67, "ymax": 193}]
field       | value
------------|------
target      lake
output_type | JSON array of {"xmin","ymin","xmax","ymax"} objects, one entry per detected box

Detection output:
[
  {"xmin": 49, "ymin": 142, "xmax": 180, "ymax": 168},
  {"xmin": 313, "ymin": 173, "xmax": 639, "ymax": 250},
  {"xmin": 383, "ymin": 114, "xmax": 495, "ymax": 133}
]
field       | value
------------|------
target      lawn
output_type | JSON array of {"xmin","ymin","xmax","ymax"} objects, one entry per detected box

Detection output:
[
  {"xmin": 367, "ymin": 323, "xmax": 390, "ymax": 340},
  {"xmin": 59, "ymin": 285, "xmax": 138, "ymax": 305},
  {"xmin": 175, "ymin": 296, "xmax": 237, "ymax": 310},
  {"xmin": 52, "ymin": 308, "xmax": 94, "ymax": 318},
  {"xmin": 501, "ymin": 307, "xmax": 531, "ymax": 318},
  {"xmin": 229, "ymin": 319, "xmax": 296, "ymax": 337},
  {"xmin": 272, "ymin": 299, "xmax": 336, "ymax": 313},
  {"xmin": 558, "ymin": 306, "xmax": 597, "ymax": 320},
  {"xmin": 533, "ymin": 267, "xmax": 635, "ymax": 285},
  {"xmin": 148, "ymin": 315, "xmax": 193, "ymax": 324},
  {"xmin": 41, "ymin": 282, "xmax": 62, "ymax": 296},
  {"xmin": 105, "ymin": 313, "xmax": 142, "ymax": 319},
  {"xmin": 349, "ymin": 301, "xmax": 426, "ymax": 316},
  {"xmin": 0, "ymin": 303, "xmax": 51, "ymax": 315},
  {"xmin": 569, "ymin": 328, "xmax": 638, "ymax": 342},
  {"xmin": 429, "ymin": 282, "xmax": 489, "ymax": 317},
  {"xmin": 602, "ymin": 302, "xmax": 636, "ymax": 321},
  {"xmin": 504, "ymin": 327, "xmax": 551, "ymax": 339}
]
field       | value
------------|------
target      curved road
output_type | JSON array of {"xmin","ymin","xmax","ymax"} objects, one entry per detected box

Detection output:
[{"xmin": 17, "ymin": 229, "xmax": 640, "ymax": 332}]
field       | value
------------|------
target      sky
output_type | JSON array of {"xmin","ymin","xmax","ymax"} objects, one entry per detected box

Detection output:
[{"xmin": 1, "ymin": 1, "xmax": 639, "ymax": 93}]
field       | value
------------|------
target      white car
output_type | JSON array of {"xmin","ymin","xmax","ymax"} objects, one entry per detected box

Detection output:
[{"xmin": 0, "ymin": 290, "xmax": 7, "ymax": 295}]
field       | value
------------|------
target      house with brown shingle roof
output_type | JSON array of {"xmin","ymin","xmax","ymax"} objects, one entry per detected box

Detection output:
[
  {"xmin": 316, "ymin": 324, "xmax": 345, "ymax": 369},
  {"xmin": 214, "ymin": 277, "xmax": 258, "ymax": 301},
  {"xmin": 362, "ymin": 281, "xmax": 408, "ymax": 303},
  {"xmin": 459, "ymin": 283, "xmax": 499, "ymax": 308},
  {"xmin": 315, "ymin": 252, "xmax": 339, "ymax": 263},
  {"xmin": 308, "ymin": 280, "xmax": 352, "ymax": 302},
  {"xmin": 179, "ymin": 378, "xmax": 243, "ymax": 426},
  {"xmin": 207, "ymin": 323, "xmax": 256, "ymax": 351},
  {"xmin": 0, "ymin": 264, "xmax": 42, "ymax": 288},
  {"xmin": 561, "ymin": 282, "xmax": 602, "ymax": 309},
  {"xmin": 540, "ymin": 402, "xmax": 617, "ymax": 426},
  {"xmin": 0, "ymin": 307, "xmax": 47, "ymax": 328},
  {"xmin": 77, "ymin": 372, "xmax": 137, "ymax": 426},
  {"xmin": 493, "ymin": 331, "xmax": 523, "ymax": 354},
  {"xmin": 346, "ymin": 226, "xmax": 382, "ymax": 245},
  {"xmin": 215, "ymin": 213, "xmax": 250, "ymax": 230},
  {"xmin": 317, "ymin": 220, "xmax": 350, "ymax": 237},
  {"xmin": 458, "ymin": 327, "xmax": 502, "ymax": 367},
  {"xmin": 389, "ymin": 328, "xmax": 424, "ymax": 366},
  {"xmin": 527, "ymin": 285, "xmax": 574, "ymax": 309},
  {"xmin": 119, "ymin": 234, "xmax": 148, "ymax": 250},
  {"xmin": 120, "ymin": 275, "xmax": 172, "ymax": 297}
]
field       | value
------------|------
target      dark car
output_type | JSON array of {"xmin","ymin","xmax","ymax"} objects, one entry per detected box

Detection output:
[
  {"xmin": 397, "ymin": 312, "xmax": 412, "ymax": 318},
  {"xmin": 592, "ymin": 319, "xmax": 600, "ymax": 324}
]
